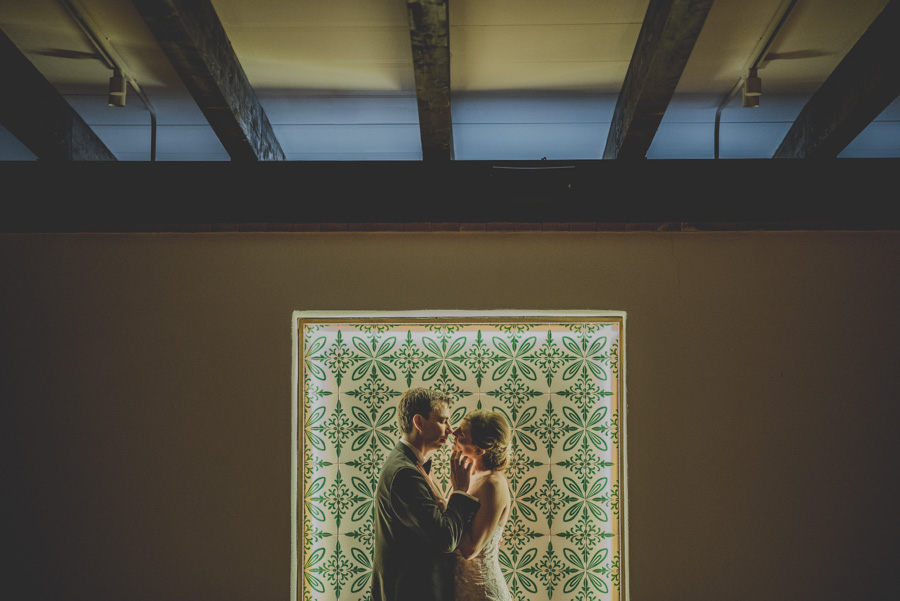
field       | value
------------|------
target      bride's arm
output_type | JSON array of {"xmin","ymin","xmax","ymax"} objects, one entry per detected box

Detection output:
[{"xmin": 457, "ymin": 480, "xmax": 503, "ymax": 560}]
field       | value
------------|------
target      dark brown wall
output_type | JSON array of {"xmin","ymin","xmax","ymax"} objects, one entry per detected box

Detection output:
[{"xmin": 3, "ymin": 231, "xmax": 898, "ymax": 600}]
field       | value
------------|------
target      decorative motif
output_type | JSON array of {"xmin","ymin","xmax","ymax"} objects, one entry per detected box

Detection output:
[
  {"xmin": 559, "ymin": 507, "xmax": 614, "ymax": 557},
  {"xmin": 557, "ymin": 367, "xmax": 612, "ymax": 415},
  {"xmin": 304, "ymin": 335, "xmax": 328, "ymax": 382},
  {"xmin": 349, "ymin": 405, "xmax": 397, "ymax": 453},
  {"xmin": 523, "ymin": 472, "xmax": 574, "ymax": 529},
  {"xmin": 562, "ymin": 547, "xmax": 610, "ymax": 595},
  {"xmin": 308, "ymin": 540, "xmax": 366, "ymax": 598},
  {"xmin": 460, "ymin": 330, "xmax": 500, "ymax": 386},
  {"xmin": 525, "ymin": 541, "xmax": 576, "ymax": 598},
  {"xmin": 525, "ymin": 330, "xmax": 570, "ymax": 386},
  {"xmin": 562, "ymin": 476, "xmax": 610, "ymax": 523},
  {"xmin": 311, "ymin": 471, "xmax": 364, "ymax": 529},
  {"xmin": 497, "ymin": 323, "xmax": 536, "ymax": 342},
  {"xmin": 486, "ymin": 366, "xmax": 541, "ymax": 420},
  {"xmin": 492, "ymin": 335, "xmax": 538, "ymax": 381},
  {"xmin": 345, "ymin": 367, "xmax": 401, "ymax": 417},
  {"xmin": 562, "ymin": 323, "xmax": 604, "ymax": 339},
  {"xmin": 504, "ymin": 441, "xmax": 544, "ymax": 490},
  {"xmin": 346, "ymin": 518, "xmax": 375, "ymax": 553},
  {"xmin": 304, "ymin": 514, "xmax": 331, "ymax": 547},
  {"xmin": 558, "ymin": 438, "xmax": 614, "ymax": 488},
  {"xmin": 502, "ymin": 506, "xmax": 544, "ymax": 554},
  {"xmin": 496, "ymin": 404, "xmax": 539, "ymax": 453},
  {"xmin": 499, "ymin": 547, "xmax": 539, "ymax": 600},
  {"xmin": 560, "ymin": 334, "xmax": 609, "ymax": 381},
  {"xmin": 426, "ymin": 323, "xmax": 465, "ymax": 343},
  {"xmin": 357, "ymin": 324, "xmax": 392, "ymax": 339},
  {"xmin": 344, "ymin": 439, "xmax": 386, "ymax": 487},
  {"xmin": 350, "ymin": 335, "xmax": 398, "ymax": 382},
  {"xmin": 304, "ymin": 377, "xmax": 332, "ymax": 410},
  {"xmin": 316, "ymin": 331, "xmax": 358, "ymax": 387},
  {"xmin": 387, "ymin": 330, "xmax": 427, "ymax": 387},
  {"xmin": 561, "ymin": 404, "xmax": 609, "ymax": 453},
  {"xmin": 526, "ymin": 399, "xmax": 576, "ymax": 457},
  {"xmin": 610, "ymin": 341, "xmax": 620, "ymax": 376},
  {"xmin": 420, "ymin": 335, "xmax": 468, "ymax": 381},
  {"xmin": 313, "ymin": 398, "xmax": 362, "ymax": 457},
  {"xmin": 300, "ymin": 320, "xmax": 622, "ymax": 601},
  {"xmin": 431, "ymin": 366, "xmax": 473, "ymax": 404}
]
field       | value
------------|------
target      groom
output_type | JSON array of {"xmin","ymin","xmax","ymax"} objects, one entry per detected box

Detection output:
[{"xmin": 371, "ymin": 388, "xmax": 480, "ymax": 601}]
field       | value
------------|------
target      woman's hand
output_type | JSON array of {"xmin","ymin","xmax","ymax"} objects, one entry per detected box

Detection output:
[{"xmin": 450, "ymin": 449, "xmax": 472, "ymax": 493}]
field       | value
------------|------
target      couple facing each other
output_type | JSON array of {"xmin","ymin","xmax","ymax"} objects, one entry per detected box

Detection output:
[{"xmin": 372, "ymin": 387, "xmax": 513, "ymax": 601}]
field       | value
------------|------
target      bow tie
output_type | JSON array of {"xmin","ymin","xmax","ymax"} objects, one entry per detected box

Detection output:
[{"xmin": 421, "ymin": 459, "xmax": 432, "ymax": 475}]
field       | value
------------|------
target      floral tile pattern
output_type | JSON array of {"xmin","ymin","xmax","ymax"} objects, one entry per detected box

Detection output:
[{"xmin": 299, "ymin": 319, "xmax": 623, "ymax": 601}]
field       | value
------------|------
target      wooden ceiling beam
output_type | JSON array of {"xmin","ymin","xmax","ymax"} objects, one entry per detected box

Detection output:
[
  {"xmin": 0, "ymin": 28, "xmax": 116, "ymax": 161},
  {"xmin": 773, "ymin": 1, "xmax": 900, "ymax": 158},
  {"xmin": 131, "ymin": 0, "xmax": 284, "ymax": 161},
  {"xmin": 407, "ymin": 0, "xmax": 452, "ymax": 161},
  {"xmin": 603, "ymin": 0, "xmax": 714, "ymax": 159}
]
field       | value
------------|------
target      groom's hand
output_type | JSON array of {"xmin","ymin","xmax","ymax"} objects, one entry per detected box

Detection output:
[{"xmin": 450, "ymin": 449, "xmax": 472, "ymax": 492}]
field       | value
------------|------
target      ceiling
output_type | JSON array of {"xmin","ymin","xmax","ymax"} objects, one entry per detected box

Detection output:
[{"xmin": 1, "ymin": 0, "xmax": 897, "ymax": 161}]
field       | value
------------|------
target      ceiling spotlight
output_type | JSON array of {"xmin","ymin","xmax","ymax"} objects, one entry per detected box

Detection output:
[
  {"xmin": 108, "ymin": 68, "xmax": 126, "ymax": 107},
  {"xmin": 742, "ymin": 67, "xmax": 761, "ymax": 108}
]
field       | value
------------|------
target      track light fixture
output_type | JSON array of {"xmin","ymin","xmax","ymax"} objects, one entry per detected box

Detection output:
[
  {"xmin": 108, "ymin": 68, "xmax": 126, "ymax": 107},
  {"xmin": 742, "ymin": 68, "xmax": 761, "ymax": 108}
]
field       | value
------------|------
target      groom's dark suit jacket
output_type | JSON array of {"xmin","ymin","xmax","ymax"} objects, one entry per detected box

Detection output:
[{"xmin": 372, "ymin": 441, "xmax": 480, "ymax": 601}]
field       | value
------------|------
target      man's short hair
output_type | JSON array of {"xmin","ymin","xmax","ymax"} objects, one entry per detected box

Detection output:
[{"xmin": 397, "ymin": 388, "xmax": 451, "ymax": 434}]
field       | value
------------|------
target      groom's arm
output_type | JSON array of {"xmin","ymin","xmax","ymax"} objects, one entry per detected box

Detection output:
[{"xmin": 390, "ymin": 466, "xmax": 480, "ymax": 553}]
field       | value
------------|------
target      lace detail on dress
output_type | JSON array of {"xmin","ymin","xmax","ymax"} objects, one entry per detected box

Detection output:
[{"xmin": 453, "ymin": 525, "xmax": 512, "ymax": 601}]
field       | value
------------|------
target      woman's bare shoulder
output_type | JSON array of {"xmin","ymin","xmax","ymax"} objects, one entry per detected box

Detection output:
[{"xmin": 473, "ymin": 471, "xmax": 510, "ymax": 500}]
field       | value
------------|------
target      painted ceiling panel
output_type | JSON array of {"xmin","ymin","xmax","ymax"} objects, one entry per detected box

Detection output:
[
  {"xmin": 0, "ymin": 124, "xmax": 36, "ymax": 160},
  {"xmin": 451, "ymin": 0, "xmax": 648, "ymax": 26},
  {"xmin": 646, "ymin": 123, "xmax": 716, "ymax": 160},
  {"xmin": 452, "ymin": 93, "xmax": 616, "ymax": 124},
  {"xmin": 274, "ymin": 124, "xmax": 422, "ymax": 159},
  {"xmin": 453, "ymin": 122, "xmax": 606, "ymax": 160},
  {"xmin": 89, "ymin": 124, "xmax": 227, "ymax": 161},
  {"xmin": 839, "ymin": 97, "xmax": 900, "ymax": 158},
  {"xmin": 216, "ymin": 0, "xmax": 413, "ymax": 93},
  {"xmin": 213, "ymin": 0, "xmax": 408, "ymax": 28},
  {"xmin": 259, "ymin": 95, "xmax": 419, "ymax": 126},
  {"xmin": 452, "ymin": 62, "xmax": 631, "ymax": 94},
  {"xmin": 717, "ymin": 122, "xmax": 796, "ymax": 158}
]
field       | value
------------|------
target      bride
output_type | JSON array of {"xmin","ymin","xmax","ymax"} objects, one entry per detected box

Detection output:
[{"xmin": 450, "ymin": 410, "xmax": 513, "ymax": 601}]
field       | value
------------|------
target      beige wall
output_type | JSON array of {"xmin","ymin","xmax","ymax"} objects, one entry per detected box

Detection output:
[{"xmin": 3, "ymin": 231, "xmax": 898, "ymax": 600}]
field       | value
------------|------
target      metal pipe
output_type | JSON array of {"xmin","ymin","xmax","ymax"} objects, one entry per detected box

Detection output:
[
  {"xmin": 714, "ymin": 0, "xmax": 799, "ymax": 158},
  {"xmin": 714, "ymin": 81, "xmax": 743, "ymax": 159},
  {"xmin": 58, "ymin": 0, "xmax": 158, "ymax": 160}
]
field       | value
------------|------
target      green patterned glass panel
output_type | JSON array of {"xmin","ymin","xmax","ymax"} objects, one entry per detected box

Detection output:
[{"xmin": 298, "ymin": 318, "xmax": 624, "ymax": 601}]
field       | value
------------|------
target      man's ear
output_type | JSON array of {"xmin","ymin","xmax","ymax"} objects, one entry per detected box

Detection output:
[{"xmin": 412, "ymin": 414, "xmax": 423, "ymax": 432}]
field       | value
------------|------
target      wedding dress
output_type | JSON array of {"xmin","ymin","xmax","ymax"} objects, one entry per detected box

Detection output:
[{"xmin": 453, "ymin": 524, "xmax": 512, "ymax": 601}]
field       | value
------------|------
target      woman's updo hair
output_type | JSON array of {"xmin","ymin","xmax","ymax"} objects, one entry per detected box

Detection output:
[{"xmin": 465, "ymin": 410, "xmax": 511, "ymax": 471}]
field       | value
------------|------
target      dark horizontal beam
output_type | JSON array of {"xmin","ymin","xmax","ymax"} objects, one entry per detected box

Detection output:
[
  {"xmin": 2, "ymin": 159, "xmax": 899, "ymax": 232},
  {"xmin": 774, "ymin": 0, "xmax": 900, "ymax": 158},
  {"xmin": 604, "ymin": 0, "xmax": 715, "ymax": 159},
  {"xmin": 407, "ymin": 0, "xmax": 452, "ymax": 161},
  {"xmin": 132, "ymin": 0, "xmax": 284, "ymax": 161},
  {"xmin": 0, "ymin": 28, "xmax": 116, "ymax": 161}
]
